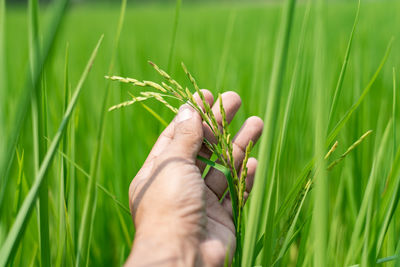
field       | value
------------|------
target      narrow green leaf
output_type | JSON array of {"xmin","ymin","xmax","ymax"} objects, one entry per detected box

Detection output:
[
  {"xmin": 345, "ymin": 120, "xmax": 393, "ymax": 265},
  {"xmin": 273, "ymin": 180, "xmax": 311, "ymax": 265},
  {"xmin": 263, "ymin": 1, "xmax": 311, "ymax": 264},
  {"xmin": 57, "ymin": 149, "xmax": 130, "ymax": 214},
  {"xmin": 327, "ymin": 0, "xmax": 360, "ymax": 129},
  {"xmin": 0, "ymin": 0, "xmax": 70, "ymax": 209},
  {"xmin": 0, "ymin": 35, "xmax": 103, "ymax": 267},
  {"xmin": 277, "ymin": 38, "xmax": 394, "ymax": 228},
  {"xmin": 56, "ymin": 42, "xmax": 70, "ymax": 267},
  {"xmin": 348, "ymin": 254, "xmax": 399, "ymax": 267},
  {"xmin": 326, "ymin": 38, "xmax": 393, "ymax": 147},
  {"xmin": 28, "ymin": 0, "xmax": 51, "ymax": 265},
  {"xmin": 0, "ymin": 0, "xmax": 7, "ymax": 157},
  {"xmin": 242, "ymin": 0, "xmax": 296, "ymax": 265},
  {"xmin": 167, "ymin": 0, "xmax": 181, "ymax": 72},
  {"xmin": 76, "ymin": 1, "xmax": 126, "ymax": 265},
  {"xmin": 216, "ymin": 11, "xmax": 236, "ymax": 91},
  {"xmin": 311, "ymin": 0, "xmax": 329, "ymax": 264},
  {"xmin": 376, "ymin": 146, "xmax": 400, "ymax": 256}
]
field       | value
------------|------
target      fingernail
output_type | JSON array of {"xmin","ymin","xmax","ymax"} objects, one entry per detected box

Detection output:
[{"xmin": 177, "ymin": 104, "xmax": 193, "ymax": 122}]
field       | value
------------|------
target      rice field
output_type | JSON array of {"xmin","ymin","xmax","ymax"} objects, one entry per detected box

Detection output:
[{"xmin": 1, "ymin": 0, "xmax": 400, "ymax": 266}]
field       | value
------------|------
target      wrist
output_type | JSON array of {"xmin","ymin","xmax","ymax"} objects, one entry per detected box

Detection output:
[{"xmin": 126, "ymin": 220, "xmax": 202, "ymax": 267}]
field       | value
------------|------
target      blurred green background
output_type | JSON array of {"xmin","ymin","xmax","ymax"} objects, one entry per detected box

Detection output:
[{"xmin": 1, "ymin": 0, "xmax": 400, "ymax": 265}]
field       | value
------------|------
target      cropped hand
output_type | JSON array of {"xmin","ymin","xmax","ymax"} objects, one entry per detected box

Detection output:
[{"xmin": 126, "ymin": 90, "xmax": 263, "ymax": 267}]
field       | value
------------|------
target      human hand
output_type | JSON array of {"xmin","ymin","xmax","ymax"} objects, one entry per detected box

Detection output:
[{"xmin": 126, "ymin": 90, "xmax": 263, "ymax": 267}]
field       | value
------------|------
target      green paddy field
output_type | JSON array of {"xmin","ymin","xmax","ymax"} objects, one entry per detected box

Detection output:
[{"xmin": 1, "ymin": 0, "xmax": 400, "ymax": 266}]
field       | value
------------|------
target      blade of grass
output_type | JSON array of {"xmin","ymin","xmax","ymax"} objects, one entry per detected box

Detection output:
[
  {"xmin": 376, "ymin": 148, "xmax": 400, "ymax": 256},
  {"xmin": 375, "ymin": 68, "xmax": 399, "ymax": 256},
  {"xmin": 13, "ymin": 149, "xmax": 25, "ymax": 216},
  {"xmin": 361, "ymin": 199, "xmax": 373, "ymax": 266},
  {"xmin": 0, "ymin": 0, "xmax": 69, "ymax": 210},
  {"xmin": 119, "ymin": 245, "xmax": 126, "ymax": 267},
  {"xmin": 349, "ymin": 254, "xmax": 399, "ymax": 267},
  {"xmin": 56, "ymin": 43, "xmax": 70, "ymax": 267},
  {"xmin": 197, "ymin": 156, "xmax": 238, "ymax": 223},
  {"xmin": 277, "ymin": 39, "xmax": 394, "ymax": 226},
  {"xmin": 242, "ymin": 0, "xmax": 296, "ymax": 264},
  {"xmin": 262, "ymin": 1, "xmax": 310, "ymax": 264},
  {"xmin": 311, "ymin": 0, "xmax": 329, "ymax": 265},
  {"xmin": 273, "ymin": 180, "xmax": 311, "ymax": 265},
  {"xmin": 140, "ymin": 102, "xmax": 168, "ymax": 127},
  {"xmin": 28, "ymin": 0, "xmax": 51, "ymax": 265},
  {"xmin": 167, "ymin": 0, "xmax": 181, "ymax": 72},
  {"xmin": 0, "ymin": 0, "xmax": 6, "ymax": 161},
  {"xmin": 396, "ymin": 240, "xmax": 400, "ymax": 267},
  {"xmin": 56, "ymin": 149, "xmax": 130, "ymax": 214},
  {"xmin": 345, "ymin": 119, "xmax": 393, "ymax": 265},
  {"xmin": 76, "ymin": 1, "xmax": 126, "ymax": 265},
  {"xmin": 0, "ymin": 35, "xmax": 103, "ymax": 267},
  {"xmin": 327, "ymin": 38, "xmax": 393, "ymax": 147},
  {"xmin": 393, "ymin": 67, "xmax": 397, "ymax": 158},
  {"xmin": 115, "ymin": 199, "xmax": 132, "ymax": 246},
  {"xmin": 327, "ymin": 0, "xmax": 360, "ymax": 130},
  {"xmin": 28, "ymin": 244, "xmax": 38, "ymax": 267},
  {"xmin": 68, "ymin": 71, "xmax": 77, "ymax": 252},
  {"xmin": 64, "ymin": 202, "xmax": 76, "ymax": 266},
  {"xmin": 215, "ymin": 11, "xmax": 236, "ymax": 92}
]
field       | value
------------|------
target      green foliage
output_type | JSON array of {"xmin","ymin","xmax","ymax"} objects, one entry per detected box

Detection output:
[{"xmin": 1, "ymin": 0, "xmax": 400, "ymax": 266}]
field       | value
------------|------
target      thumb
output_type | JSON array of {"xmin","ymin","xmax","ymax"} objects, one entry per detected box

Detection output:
[{"xmin": 169, "ymin": 104, "xmax": 204, "ymax": 161}]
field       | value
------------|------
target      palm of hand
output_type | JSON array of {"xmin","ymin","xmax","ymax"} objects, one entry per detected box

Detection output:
[{"xmin": 129, "ymin": 90, "xmax": 263, "ymax": 267}]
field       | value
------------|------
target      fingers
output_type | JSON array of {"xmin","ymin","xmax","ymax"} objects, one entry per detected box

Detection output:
[
  {"xmin": 167, "ymin": 104, "xmax": 204, "ymax": 162},
  {"xmin": 205, "ymin": 116, "xmax": 263, "ymax": 198},
  {"xmin": 144, "ymin": 89, "xmax": 213, "ymax": 165},
  {"xmin": 204, "ymin": 91, "xmax": 242, "ymax": 144},
  {"xmin": 197, "ymin": 91, "xmax": 242, "ymax": 172},
  {"xmin": 143, "ymin": 90, "xmax": 243, "ymax": 176},
  {"xmin": 193, "ymin": 89, "xmax": 214, "ymax": 111},
  {"xmin": 245, "ymin": 157, "xmax": 257, "ymax": 193}
]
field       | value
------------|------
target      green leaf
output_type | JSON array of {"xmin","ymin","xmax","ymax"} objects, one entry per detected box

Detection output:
[
  {"xmin": 0, "ymin": 0, "xmax": 70, "ymax": 209},
  {"xmin": 0, "ymin": 35, "xmax": 103, "ymax": 267}
]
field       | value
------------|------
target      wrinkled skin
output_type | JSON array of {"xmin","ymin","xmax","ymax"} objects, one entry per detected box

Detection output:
[{"xmin": 126, "ymin": 90, "xmax": 263, "ymax": 267}]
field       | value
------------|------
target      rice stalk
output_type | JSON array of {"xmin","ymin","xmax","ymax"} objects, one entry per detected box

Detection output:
[
  {"xmin": 167, "ymin": 0, "xmax": 181, "ymax": 72},
  {"xmin": 275, "ymin": 38, "xmax": 394, "ymax": 233},
  {"xmin": 327, "ymin": 38, "xmax": 393, "ymax": 147},
  {"xmin": 311, "ymin": 0, "xmax": 329, "ymax": 264},
  {"xmin": 0, "ymin": 0, "xmax": 6, "ymax": 163},
  {"xmin": 0, "ymin": 35, "xmax": 103, "ymax": 267},
  {"xmin": 259, "ymin": 0, "xmax": 311, "ymax": 263},
  {"xmin": 28, "ymin": 0, "xmax": 51, "ymax": 265},
  {"xmin": 56, "ymin": 149, "xmax": 130, "ymax": 214},
  {"xmin": 324, "ymin": 141, "xmax": 338, "ymax": 160},
  {"xmin": 107, "ymin": 61, "xmax": 254, "ymax": 263},
  {"xmin": 13, "ymin": 149, "xmax": 25, "ymax": 216},
  {"xmin": 327, "ymin": 0, "xmax": 361, "ymax": 130},
  {"xmin": 375, "ymin": 72, "xmax": 400, "ymax": 257},
  {"xmin": 242, "ymin": 0, "xmax": 296, "ymax": 264},
  {"xmin": 272, "ymin": 179, "xmax": 311, "ymax": 266},
  {"xmin": 344, "ymin": 119, "xmax": 393, "ymax": 265},
  {"xmin": 76, "ymin": 1, "xmax": 126, "ymax": 265},
  {"xmin": 394, "ymin": 67, "xmax": 397, "ymax": 159},
  {"xmin": 327, "ymin": 130, "xmax": 372, "ymax": 171},
  {"xmin": 0, "ymin": 0, "xmax": 69, "ymax": 210},
  {"xmin": 216, "ymin": 11, "xmax": 236, "ymax": 92},
  {"xmin": 55, "ymin": 42, "xmax": 70, "ymax": 267}
]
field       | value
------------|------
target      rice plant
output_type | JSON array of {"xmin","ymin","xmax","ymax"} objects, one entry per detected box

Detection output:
[
  {"xmin": 106, "ymin": 62, "xmax": 254, "ymax": 263},
  {"xmin": 1, "ymin": 0, "xmax": 400, "ymax": 265}
]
